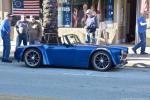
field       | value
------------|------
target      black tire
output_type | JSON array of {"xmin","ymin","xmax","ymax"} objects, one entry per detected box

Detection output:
[
  {"xmin": 24, "ymin": 49, "xmax": 42, "ymax": 68},
  {"xmin": 91, "ymin": 51, "xmax": 112, "ymax": 71}
]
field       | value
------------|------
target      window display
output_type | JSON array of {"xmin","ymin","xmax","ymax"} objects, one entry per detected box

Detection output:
[
  {"xmin": 58, "ymin": 0, "xmax": 114, "ymax": 28},
  {"xmin": 58, "ymin": 0, "xmax": 72, "ymax": 27},
  {"xmin": 72, "ymin": 0, "xmax": 93, "ymax": 28},
  {"xmin": 105, "ymin": 0, "xmax": 114, "ymax": 22}
]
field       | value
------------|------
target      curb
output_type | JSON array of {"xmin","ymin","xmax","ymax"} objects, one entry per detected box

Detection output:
[
  {"xmin": 126, "ymin": 61, "xmax": 150, "ymax": 68},
  {"xmin": 126, "ymin": 54, "xmax": 150, "ymax": 68}
]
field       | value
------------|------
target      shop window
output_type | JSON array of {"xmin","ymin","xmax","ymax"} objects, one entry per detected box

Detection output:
[
  {"xmin": 72, "ymin": 0, "xmax": 92, "ymax": 28},
  {"xmin": 58, "ymin": 0, "xmax": 114, "ymax": 28},
  {"xmin": 105, "ymin": 0, "xmax": 114, "ymax": 22},
  {"xmin": 58, "ymin": 0, "xmax": 72, "ymax": 27},
  {"xmin": 58, "ymin": 0, "xmax": 94, "ymax": 28},
  {"xmin": 100, "ymin": 0, "xmax": 114, "ymax": 22}
]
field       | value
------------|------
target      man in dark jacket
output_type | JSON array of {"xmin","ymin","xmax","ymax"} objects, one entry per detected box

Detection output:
[
  {"xmin": 16, "ymin": 15, "xmax": 29, "ymax": 47},
  {"xmin": 85, "ymin": 9, "xmax": 98, "ymax": 44}
]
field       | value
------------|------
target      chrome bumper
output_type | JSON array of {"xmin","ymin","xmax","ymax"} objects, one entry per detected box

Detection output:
[
  {"xmin": 121, "ymin": 59, "xmax": 128, "ymax": 65},
  {"xmin": 120, "ymin": 51, "xmax": 128, "ymax": 65}
]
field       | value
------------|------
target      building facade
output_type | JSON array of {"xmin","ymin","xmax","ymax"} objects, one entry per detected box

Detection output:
[{"xmin": 0, "ymin": 0, "xmax": 150, "ymax": 45}]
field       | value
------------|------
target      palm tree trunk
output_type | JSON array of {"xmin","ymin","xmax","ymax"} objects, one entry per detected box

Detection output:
[{"xmin": 42, "ymin": 0, "xmax": 58, "ymax": 34}]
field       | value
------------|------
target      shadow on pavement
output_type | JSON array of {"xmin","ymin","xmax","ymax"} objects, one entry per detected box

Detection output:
[
  {"xmin": 131, "ymin": 63, "xmax": 150, "ymax": 68},
  {"xmin": 18, "ymin": 64, "xmax": 125, "ymax": 72}
]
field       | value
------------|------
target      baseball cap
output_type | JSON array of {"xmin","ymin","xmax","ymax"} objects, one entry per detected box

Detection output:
[
  {"xmin": 86, "ymin": 9, "xmax": 92, "ymax": 14},
  {"xmin": 30, "ymin": 15, "xmax": 36, "ymax": 19},
  {"xmin": 7, "ymin": 13, "xmax": 13, "ymax": 17}
]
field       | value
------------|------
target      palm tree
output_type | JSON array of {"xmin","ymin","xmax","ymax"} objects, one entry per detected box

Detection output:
[{"xmin": 42, "ymin": 0, "xmax": 58, "ymax": 34}]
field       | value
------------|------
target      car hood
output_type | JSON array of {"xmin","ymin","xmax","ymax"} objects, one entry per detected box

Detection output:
[{"xmin": 76, "ymin": 44, "xmax": 128, "ymax": 52}]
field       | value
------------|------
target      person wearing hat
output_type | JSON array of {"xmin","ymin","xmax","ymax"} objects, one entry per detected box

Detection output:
[
  {"xmin": 28, "ymin": 16, "xmax": 42, "ymax": 45},
  {"xmin": 0, "ymin": 13, "xmax": 13, "ymax": 63},
  {"xmin": 85, "ymin": 9, "xmax": 98, "ymax": 44},
  {"xmin": 15, "ymin": 15, "xmax": 29, "ymax": 47}
]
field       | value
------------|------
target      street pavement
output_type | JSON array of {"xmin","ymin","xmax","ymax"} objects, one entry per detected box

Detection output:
[{"xmin": 0, "ymin": 61, "xmax": 150, "ymax": 100}]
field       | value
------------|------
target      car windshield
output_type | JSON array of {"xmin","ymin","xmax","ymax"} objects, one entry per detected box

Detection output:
[
  {"xmin": 63, "ymin": 34, "xmax": 81, "ymax": 45},
  {"xmin": 41, "ymin": 34, "xmax": 82, "ymax": 45}
]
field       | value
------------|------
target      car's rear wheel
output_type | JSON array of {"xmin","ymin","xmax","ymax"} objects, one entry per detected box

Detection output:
[
  {"xmin": 24, "ymin": 49, "xmax": 42, "ymax": 68},
  {"xmin": 92, "ymin": 51, "xmax": 112, "ymax": 71}
]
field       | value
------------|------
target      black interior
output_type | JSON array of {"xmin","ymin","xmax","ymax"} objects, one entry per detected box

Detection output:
[{"xmin": 41, "ymin": 34, "xmax": 62, "ymax": 44}]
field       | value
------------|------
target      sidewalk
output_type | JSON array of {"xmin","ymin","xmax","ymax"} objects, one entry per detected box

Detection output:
[
  {"xmin": 127, "ymin": 47, "xmax": 150, "ymax": 68},
  {"xmin": 0, "ymin": 43, "xmax": 149, "ymax": 68},
  {"xmin": 0, "ymin": 41, "xmax": 16, "ymax": 52},
  {"xmin": 0, "ymin": 43, "xmax": 149, "ymax": 57},
  {"xmin": 0, "ymin": 42, "xmax": 149, "ymax": 54}
]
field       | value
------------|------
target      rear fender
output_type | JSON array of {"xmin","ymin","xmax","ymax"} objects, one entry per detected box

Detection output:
[{"xmin": 22, "ymin": 47, "xmax": 50, "ymax": 65}]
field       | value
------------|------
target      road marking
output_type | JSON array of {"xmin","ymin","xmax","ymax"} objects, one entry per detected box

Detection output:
[{"xmin": 63, "ymin": 71, "xmax": 94, "ymax": 76}]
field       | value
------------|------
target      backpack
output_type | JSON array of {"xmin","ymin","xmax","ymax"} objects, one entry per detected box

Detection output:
[{"xmin": 87, "ymin": 16, "xmax": 97, "ymax": 33}]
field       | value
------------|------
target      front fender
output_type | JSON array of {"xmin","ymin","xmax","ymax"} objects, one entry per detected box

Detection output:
[{"xmin": 90, "ymin": 48, "xmax": 117, "ymax": 66}]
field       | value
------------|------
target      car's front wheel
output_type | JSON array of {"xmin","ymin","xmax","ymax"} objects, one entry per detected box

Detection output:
[
  {"xmin": 24, "ymin": 49, "xmax": 42, "ymax": 68},
  {"xmin": 92, "ymin": 51, "xmax": 112, "ymax": 71}
]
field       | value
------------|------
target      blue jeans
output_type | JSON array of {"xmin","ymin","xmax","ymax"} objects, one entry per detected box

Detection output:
[
  {"xmin": 16, "ymin": 33, "xmax": 28, "ymax": 47},
  {"xmin": 86, "ymin": 32, "xmax": 96, "ymax": 44},
  {"xmin": 2, "ymin": 34, "xmax": 11, "ymax": 60},
  {"xmin": 133, "ymin": 32, "xmax": 146, "ymax": 53}
]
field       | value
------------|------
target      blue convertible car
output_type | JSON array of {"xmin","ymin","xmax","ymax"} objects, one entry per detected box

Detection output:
[{"xmin": 15, "ymin": 34, "xmax": 128, "ymax": 71}]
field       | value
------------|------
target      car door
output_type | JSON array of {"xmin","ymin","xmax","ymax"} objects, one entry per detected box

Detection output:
[
  {"xmin": 73, "ymin": 45, "xmax": 94, "ymax": 67},
  {"xmin": 46, "ymin": 44, "xmax": 76, "ymax": 67}
]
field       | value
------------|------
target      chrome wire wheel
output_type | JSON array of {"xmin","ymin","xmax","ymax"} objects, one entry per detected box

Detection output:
[
  {"xmin": 92, "ymin": 51, "xmax": 112, "ymax": 71},
  {"xmin": 24, "ymin": 49, "xmax": 42, "ymax": 68}
]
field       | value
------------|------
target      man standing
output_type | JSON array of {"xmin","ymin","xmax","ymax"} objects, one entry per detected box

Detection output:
[
  {"xmin": 132, "ymin": 12, "xmax": 148, "ymax": 55},
  {"xmin": 85, "ymin": 9, "xmax": 98, "ymax": 44},
  {"xmin": 0, "ymin": 13, "xmax": 13, "ymax": 63},
  {"xmin": 16, "ymin": 15, "xmax": 29, "ymax": 47},
  {"xmin": 28, "ymin": 16, "xmax": 42, "ymax": 45}
]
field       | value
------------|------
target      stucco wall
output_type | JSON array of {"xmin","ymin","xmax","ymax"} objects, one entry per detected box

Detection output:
[
  {"xmin": 146, "ymin": 29, "xmax": 150, "ymax": 46},
  {"xmin": 0, "ymin": 0, "xmax": 11, "ymax": 20}
]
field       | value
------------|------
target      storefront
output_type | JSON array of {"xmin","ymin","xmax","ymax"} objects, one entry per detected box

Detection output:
[
  {"xmin": 116, "ymin": 0, "xmax": 150, "ymax": 45},
  {"xmin": 56, "ymin": 0, "xmax": 146, "ymax": 44},
  {"xmin": 57, "ymin": 0, "xmax": 116, "ymax": 43},
  {"xmin": 0, "ymin": 0, "xmax": 150, "ymax": 45}
]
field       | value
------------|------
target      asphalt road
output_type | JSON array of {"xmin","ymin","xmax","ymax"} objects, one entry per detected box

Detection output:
[{"xmin": 0, "ymin": 61, "xmax": 150, "ymax": 100}]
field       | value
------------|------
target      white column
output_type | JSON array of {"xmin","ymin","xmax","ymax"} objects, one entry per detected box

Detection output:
[
  {"xmin": 115, "ymin": 0, "xmax": 122, "ymax": 44},
  {"xmin": 0, "ymin": 0, "xmax": 4, "ymax": 20},
  {"xmin": 135, "ymin": 0, "xmax": 141, "ymax": 44}
]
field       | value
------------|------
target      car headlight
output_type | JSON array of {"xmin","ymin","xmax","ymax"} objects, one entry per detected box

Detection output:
[{"xmin": 121, "ymin": 50, "xmax": 128, "ymax": 59}]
